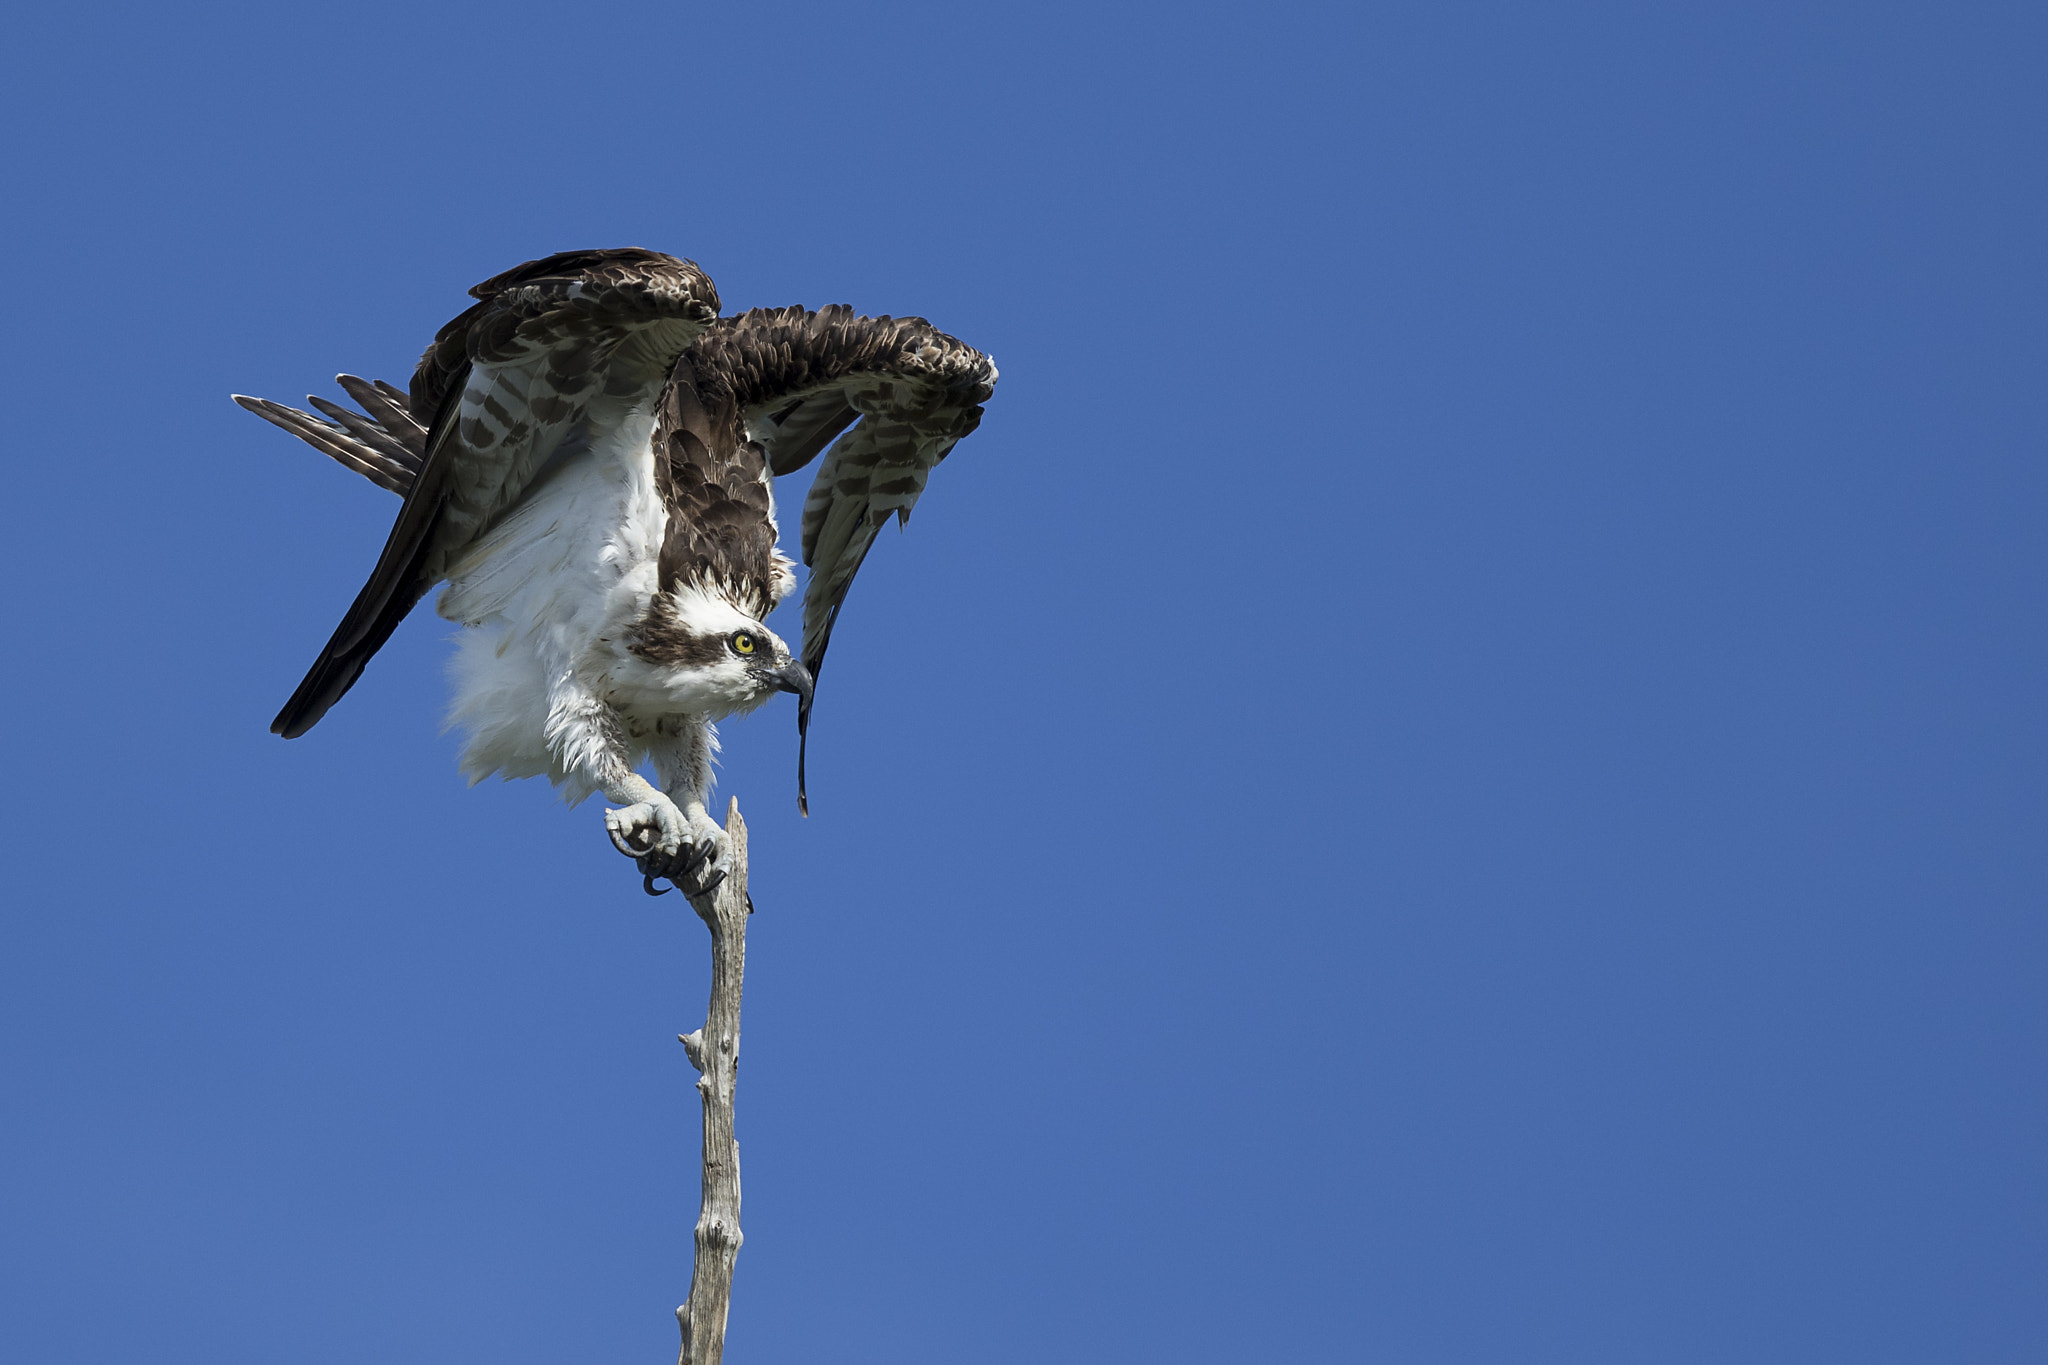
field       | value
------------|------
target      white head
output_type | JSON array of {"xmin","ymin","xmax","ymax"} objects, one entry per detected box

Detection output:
[{"xmin": 629, "ymin": 584, "xmax": 813, "ymax": 720}]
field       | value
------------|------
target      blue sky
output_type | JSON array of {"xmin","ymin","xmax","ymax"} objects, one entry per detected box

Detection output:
[{"xmin": 2, "ymin": 2, "xmax": 2043, "ymax": 1361}]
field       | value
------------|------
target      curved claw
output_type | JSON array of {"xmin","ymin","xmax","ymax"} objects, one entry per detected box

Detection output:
[
  {"xmin": 611, "ymin": 797, "xmax": 729, "ymax": 899},
  {"xmin": 640, "ymin": 859, "xmax": 727, "ymax": 900}
]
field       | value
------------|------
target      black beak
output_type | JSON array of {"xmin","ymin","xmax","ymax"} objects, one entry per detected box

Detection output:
[
  {"xmin": 769, "ymin": 660, "xmax": 815, "ymax": 706},
  {"xmin": 767, "ymin": 662, "xmax": 816, "ymax": 816}
]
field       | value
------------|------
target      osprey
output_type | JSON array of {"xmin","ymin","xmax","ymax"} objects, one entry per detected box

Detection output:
[{"xmin": 236, "ymin": 248, "xmax": 995, "ymax": 894}]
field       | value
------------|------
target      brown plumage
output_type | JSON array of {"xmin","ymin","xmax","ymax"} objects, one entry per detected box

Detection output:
[
  {"xmin": 680, "ymin": 305, "xmax": 996, "ymax": 679},
  {"xmin": 409, "ymin": 248, "xmax": 720, "ymax": 426},
  {"xmin": 235, "ymin": 251, "xmax": 994, "ymax": 820},
  {"xmin": 254, "ymin": 248, "xmax": 719, "ymax": 739},
  {"xmin": 651, "ymin": 351, "xmax": 781, "ymax": 618}
]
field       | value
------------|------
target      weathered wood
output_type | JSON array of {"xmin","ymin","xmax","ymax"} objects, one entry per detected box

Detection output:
[{"xmin": 676, "ymin": 799, "xmax": 749, "ymax": 1365}]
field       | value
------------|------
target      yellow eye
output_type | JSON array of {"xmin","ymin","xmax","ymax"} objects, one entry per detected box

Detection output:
[{"xmin": 730, "ymin": 632, "xmax": 756, "ymax": 655}]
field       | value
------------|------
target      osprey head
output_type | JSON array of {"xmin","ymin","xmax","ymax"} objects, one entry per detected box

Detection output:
[{"xmin": 629, "ymin": 585, "xmax": 814, "ymax": 722}]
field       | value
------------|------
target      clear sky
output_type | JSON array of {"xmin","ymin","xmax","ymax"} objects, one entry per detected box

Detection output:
[{"xmin": 2, "ymin": 3, "xmax": 2043, "ymax": 1362}]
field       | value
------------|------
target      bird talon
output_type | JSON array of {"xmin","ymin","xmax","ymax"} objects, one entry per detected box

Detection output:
[{"xmin": 608, "ymin": 799, "xmax": 726, "ymax": 899}]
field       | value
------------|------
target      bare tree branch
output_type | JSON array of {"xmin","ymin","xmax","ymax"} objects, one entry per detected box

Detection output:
[{"xmin": 676, "ymin": 798, "xmax": 749, "ymax": 1365}]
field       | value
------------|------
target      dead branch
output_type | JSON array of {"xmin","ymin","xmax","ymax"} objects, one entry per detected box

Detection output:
[{"xmin": 675, "ymin": 798, "xmax": 749, "ymax": 1365}]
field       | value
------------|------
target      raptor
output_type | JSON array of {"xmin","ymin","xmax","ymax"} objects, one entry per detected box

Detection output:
[{"xmin": 236, "ymin": 248, "xmax": 996, "ymax": 895}]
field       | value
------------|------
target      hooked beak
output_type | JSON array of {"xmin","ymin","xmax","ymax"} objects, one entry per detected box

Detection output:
[
  {"xmin": 765, "ymin": 661, "xmax": 816, "ymax": 816},
  {"xmin": 767, "ymin": 659, "xmax": 815, "ymax": 707}
]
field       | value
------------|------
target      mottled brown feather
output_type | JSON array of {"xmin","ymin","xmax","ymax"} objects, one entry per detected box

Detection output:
[
  {"xmin": 648, "ymin": 352, "xmax": 781, "ymax": 617},
  {"xmin": 269, "ymin": 248, "xmax": 719, "ymax": 738},
  {"xmin": 660, "ymin": 305, "xmax": 996, "ymax": 680}
]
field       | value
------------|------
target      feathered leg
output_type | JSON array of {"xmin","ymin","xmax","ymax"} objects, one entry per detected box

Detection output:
[
  {"xmin": 542, "ymin": 685, "xmax": 726, "ymax": 892},
  {"xmin": 645, "ymin": 718, "xmax": 730, "ymax": 895}
]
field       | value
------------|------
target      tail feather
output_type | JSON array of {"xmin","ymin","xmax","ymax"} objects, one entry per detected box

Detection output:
[
  {"xmin": 335, "ymin": 374, "xmax": 430, "ymax": 458},
  {"xmin": 307, "ymin": 395, "xmax": 422, "ymax": 470},
  {"xmin": 233, "ymin": 386, "xmax": 419, "ymax": 497},
  {"xmin": 236, "ymin": 381, "xmax": 447, "ymax": 735}
]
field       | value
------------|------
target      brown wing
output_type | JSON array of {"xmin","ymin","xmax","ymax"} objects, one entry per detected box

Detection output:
[
  {"xmin": 681, "ymin": 305, "xmax": 997, "ymax": 680},
  {"xmin": 253, "ymin": 248, "xmax": 721, "ymax": 737}
]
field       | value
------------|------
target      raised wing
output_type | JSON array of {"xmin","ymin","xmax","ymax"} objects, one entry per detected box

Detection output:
[
  {"xmin": 242, "ymin": 247, "xmax": 720, "ymax": 737},
  {"xmin": 674, "ymin": 306, "xmax": 995, "ymax": 812},
  {"xmin": 685, "ymin": 305, "xmax": 997, "ymax": 680}
]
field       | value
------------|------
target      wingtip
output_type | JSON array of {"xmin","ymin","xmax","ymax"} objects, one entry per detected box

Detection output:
[
  {"xmin": 797, "ymin": 697, "xmax": 812, "ymax": 817},
  {"xmin": 271, "ymin": 674, "xmax": 339, "ymax": 739}
]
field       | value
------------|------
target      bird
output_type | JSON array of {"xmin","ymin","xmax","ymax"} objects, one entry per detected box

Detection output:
[{"xmin": 235, "ymin": 248, "xmax": 996, "ymax": 895}]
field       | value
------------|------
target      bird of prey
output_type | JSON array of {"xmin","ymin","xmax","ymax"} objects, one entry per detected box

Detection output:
[{"xmin": 236, "ymin": 248, "xmax": 996, "ymax": 894}]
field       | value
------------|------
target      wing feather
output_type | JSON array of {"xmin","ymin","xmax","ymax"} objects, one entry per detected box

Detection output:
[
  {"xmin": 248, "ymin": 248, "xmax": 720, "ymax": 736},
  {"xmin": 682, "ymin": 306, "xmax": 996, "ymax": 679}
]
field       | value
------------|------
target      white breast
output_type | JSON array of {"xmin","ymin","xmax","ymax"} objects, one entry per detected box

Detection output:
[{"xmin": 437, "ymin": 400, "xmax": 668, "ymax": 801}]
